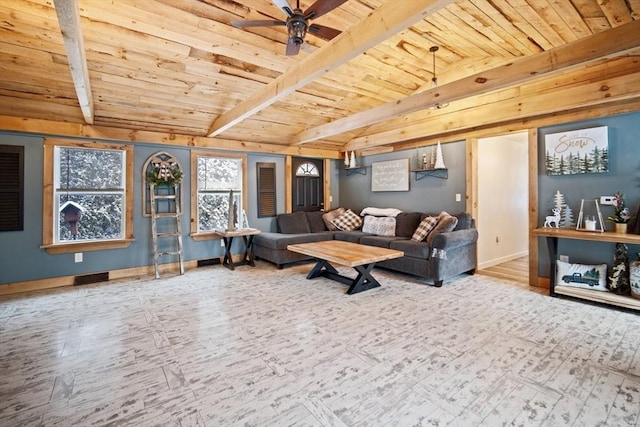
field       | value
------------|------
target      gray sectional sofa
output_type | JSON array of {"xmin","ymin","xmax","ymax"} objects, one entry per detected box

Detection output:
[{"xmin": 252, "ymin": 209, "xmax": 478, "ymax": 287}]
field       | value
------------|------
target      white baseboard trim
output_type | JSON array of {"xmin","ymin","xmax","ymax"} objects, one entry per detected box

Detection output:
[{"xmin": 478, "ymin": 251, "xmax": 528, "ymax": 270}]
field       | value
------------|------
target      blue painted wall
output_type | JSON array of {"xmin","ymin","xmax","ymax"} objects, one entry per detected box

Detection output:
[
  {"xmin": 338, "ymin": 141, "xmax": 467, "ymax": 214},
  {"xmin": 2, "ymin": 110, "xmax": 637, "ymax": 285},
  {"xmin": 0, "ymin": 133, "xmax": 297, "ymax": 284},
  {"xmin": 537, "ymin": 111, "xmax": 640, "ymax": 276},
  {"xmin": 0, "ymin": 134, "xmax": 46, "ymax": 283}
]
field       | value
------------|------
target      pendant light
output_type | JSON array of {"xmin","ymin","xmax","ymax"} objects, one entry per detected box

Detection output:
[{"xmin": 429, "ymin": 46, "xmax": 448, "ymax": 110}]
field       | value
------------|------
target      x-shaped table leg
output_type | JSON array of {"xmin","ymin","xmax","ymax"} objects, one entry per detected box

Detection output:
[
  {"xmin": 347, "ymin": 263, "xmax": 381, "ymax": 294},
  {"xmin": 306, "ymin": 259, "xmax": 381, "ymax": 294}
]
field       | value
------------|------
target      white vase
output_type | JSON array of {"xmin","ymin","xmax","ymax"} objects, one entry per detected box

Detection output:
[{"xmin": 349, "ymin": 151, "xmax": 356, "ymax": 168}]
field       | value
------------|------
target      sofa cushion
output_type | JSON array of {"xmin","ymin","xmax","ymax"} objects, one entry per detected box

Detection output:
[
  {"xmin": 411, "ymin": 216, "xmax": 438, "ymax": 241},
  {"xmin": 333, "ymin": 230, "xmax": 369, "ymax": 243},
  {"xmin": 360, "ymin": 235, "xmax": 407, "ymax": 248},
  {"xmin": 426, "ymin": 211, "xmax": 458, "ymax": 246},
  {"xmin": 362, "ymin": 216, "xmax": 396, "ymax": 236},
  {"xmin": 322, "ymin": 207, "xmax": 345, "ymax": 231},
  {"xmin": 306, "ymin": 211, "xmax": 328, "ymax": 233},
  {"xmin": 390, "ymin": 240, "xmax": 432, "ymax": 259},
  {"xmin": 254, "ymin": 231, "xmax": 334, "ymax": 250},
  {"xmin": 395, "ymin": 212, "xmax": 422, "ymax": 238},
  {"xmin": 277, "ymin": 211, "xmax": 311, "ymax": 234},
  {"xmin": 332, "ymin": 209, "xmax": 363, "ymax": 231}
]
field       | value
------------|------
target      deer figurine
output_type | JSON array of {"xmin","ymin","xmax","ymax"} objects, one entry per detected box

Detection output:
[{"xmin": 544, "ymin": 207, "xmax": 561, "ymax": 228}]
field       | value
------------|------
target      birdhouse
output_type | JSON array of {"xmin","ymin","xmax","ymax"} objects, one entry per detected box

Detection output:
[{"xmin": 60, "ymin": 201, "xmax": 84, "ymax": 238}]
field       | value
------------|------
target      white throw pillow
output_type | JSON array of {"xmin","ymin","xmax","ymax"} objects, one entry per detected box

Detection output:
[
  {"xmin": 556, "ymin": 260, "xmax": 608, "ymax": 292},
  {"xmin": 362, "ymin": 216, "xmax": 396, "ymax": 236}
]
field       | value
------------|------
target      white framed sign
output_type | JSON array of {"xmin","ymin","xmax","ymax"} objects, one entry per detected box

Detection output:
[
  {"xmin": 371, "ymin": 158, "xmax": 409, "ymax": 192},
  {"xmin": 544, "ymin": 126, "xmax": 609, "ymax": 175}
]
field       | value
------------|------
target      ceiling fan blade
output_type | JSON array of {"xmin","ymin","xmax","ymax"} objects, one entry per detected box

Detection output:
[
  {"xmin": 286, "ymin": 38, "xmax": 302, "ymax": 56},
  {"xmin": 308, "ymin": 24, "xmax": 341, "ymax": 40},
  {"xmin": 231, "ymin": 19, "xmax": 286, "ymax": 28},
  {"xmin": 304, "ymin": 0, "xmax": 348, "ymax": 19},
  {"xmin": 271, "ymin": 0, "xmax": 294, "ymax": 17}
]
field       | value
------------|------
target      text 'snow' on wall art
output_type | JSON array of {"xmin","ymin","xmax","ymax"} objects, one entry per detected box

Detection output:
[
  {"xmin": 544, "ymin": 126, "xmax": 609, "ymax": 175},
  {"xmin": 371, "ymin": 158, "xmax": 409, "ymax": 192}
]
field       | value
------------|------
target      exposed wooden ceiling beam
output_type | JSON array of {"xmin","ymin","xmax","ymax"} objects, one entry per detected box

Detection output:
[
  {"xmin": 0, "ymin": 115, "xmax": 341, "ymax": 159},
  {"xmin": 347, "ymin": 57, "xmax": 640, "ymax": 150},
  {"xmin": 53, "ymin": 0, "xmax": 94, "ymax": 124},
  {"xmin": 207, "ymin": 0, "xmax": 453, "ymax": 137},
  {"xmin": 294, "ymin": 19, "xmax": 640, "ymax": 146}
]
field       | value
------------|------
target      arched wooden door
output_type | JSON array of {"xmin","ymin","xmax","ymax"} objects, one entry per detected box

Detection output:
[{"xmin": 291, "ymin": 157, "xmax": 324, "ymax": 212}]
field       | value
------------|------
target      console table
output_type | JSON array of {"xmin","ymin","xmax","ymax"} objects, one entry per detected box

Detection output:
[{"xmin": 532, "ymin": 227, "xmax": 640, "ymax": 311}]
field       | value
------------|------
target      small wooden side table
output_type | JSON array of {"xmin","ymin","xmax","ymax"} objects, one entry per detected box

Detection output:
[{"xmin": 214, "ymin": 228, "xmax": 261, "ymax": 270}]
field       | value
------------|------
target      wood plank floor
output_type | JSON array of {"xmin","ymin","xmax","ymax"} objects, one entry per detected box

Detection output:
[
  {"xmin": 1, "ymin": 263, "xmax": 639, "ymax": 426},
  {"xmin": 478, "ymin": 256, "xmax": 529, "ymax": 284},
  {"xmin": 477, "ymin": 256, "xmax": 550, "ymax": 296}
]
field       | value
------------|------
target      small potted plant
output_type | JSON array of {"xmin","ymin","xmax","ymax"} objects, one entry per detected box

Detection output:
[{"xmin": 607, "ymin": 191, "xmax": 632, "ymax": 233}]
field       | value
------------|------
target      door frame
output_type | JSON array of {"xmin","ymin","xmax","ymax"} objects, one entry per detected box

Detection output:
[
  {"xmin": 467, "ymin": 129, "xmax": 540, "ymax": 288},
  {"xmin": 285, "ymin": 156, "xmax": 331, "ymax": 213}
]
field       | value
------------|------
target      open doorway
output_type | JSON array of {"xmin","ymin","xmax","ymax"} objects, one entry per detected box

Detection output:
[{"xmin": 476, "ymin": 132, "xmax": 529, "ymax": 284}]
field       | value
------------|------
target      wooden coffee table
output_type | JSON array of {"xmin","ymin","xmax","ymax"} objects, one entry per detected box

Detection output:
[{"xmin": 287, "ymin": 240, "xmax": 403, "ymax": 294}]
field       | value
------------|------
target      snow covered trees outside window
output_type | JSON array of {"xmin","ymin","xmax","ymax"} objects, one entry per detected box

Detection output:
[
  {"xmin": 54, "ymin": 146, "xmax": 126, "ymax": 242},
  {"xmin": 195, "ymin": 155, "xmax": 244, "ymax": 232}
]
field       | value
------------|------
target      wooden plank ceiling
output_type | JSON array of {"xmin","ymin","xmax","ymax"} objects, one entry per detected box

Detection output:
[{"xmin": 1, "ymin": 0, "xmax": 639, "ymax": 156}]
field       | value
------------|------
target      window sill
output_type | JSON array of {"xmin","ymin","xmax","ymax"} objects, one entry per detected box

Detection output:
[{"xmin": 41, "ymin": 239, "xmax": 134, "ymax": 255}]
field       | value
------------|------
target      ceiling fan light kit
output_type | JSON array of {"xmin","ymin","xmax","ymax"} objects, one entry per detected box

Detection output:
[
  {"xmin": 232, "ymin": 0, "xmax": 347, "ymax": 56},
  {"xmin": 288, "ymin": 13, "xmax": 307, "ymax": 45}
]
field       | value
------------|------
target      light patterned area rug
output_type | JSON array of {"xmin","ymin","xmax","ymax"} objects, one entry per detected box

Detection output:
[{"xmin": 1, "ymin": 263, "xmax": 639, "ymax": 426}]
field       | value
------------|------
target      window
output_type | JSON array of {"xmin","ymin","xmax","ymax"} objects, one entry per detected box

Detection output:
[
  {"xmin": 296, "ymin": 161, "xmax": 319, "ymax": 176},
  {"xmin": 191, "ymin": 151, "xmax": 247, "ymax": 236},
  {"xmin": 42, "ymin": 139, "xmax": 134, "ymax": 254},
  {"xmin": 257, "ymin": 162, "xmax": 276, "ymax": 218},
  {"xmin": 0, "ymin": 145, "xmax": 24, "ymax": 231}
]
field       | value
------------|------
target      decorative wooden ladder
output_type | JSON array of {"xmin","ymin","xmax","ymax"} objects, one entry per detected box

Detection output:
[{"xmin": 150, "ymin": 184, "xmax": 184, "ymax": 278}]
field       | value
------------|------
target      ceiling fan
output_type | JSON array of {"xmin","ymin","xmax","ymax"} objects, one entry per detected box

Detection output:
[{"xmin": 231, "ymin": 0, "xmax": 348, "ymax": 56}]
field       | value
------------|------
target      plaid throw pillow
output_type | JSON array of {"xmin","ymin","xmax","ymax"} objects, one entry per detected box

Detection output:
[
  {"xmin": 331, "ymin": 209, "xmax": 363, "ymax": 231},
  {"xmin": 411, "ymin": 216, "xmax": 438, "ymax": 241}
]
